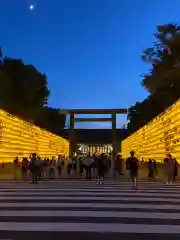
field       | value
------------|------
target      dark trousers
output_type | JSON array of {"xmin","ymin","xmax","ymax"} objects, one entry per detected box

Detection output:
[
  {"xmin": 98, "ymin": 168, "xmax": 104, "ymax": 180},
  {"xmin": 49, "ymin": 168, "xmax": 55, "ymax": 179},
  {"xmin": 79, "ymin": 163, "xmax": 83, "ymax": 175},
  {"xmin": 22, "ymin": 168, "xmax": 28, "ymax": 180},
  {"xmin": 86, "ymin": 166, "xmax": 91, "ymax": 179},
  {"xmin": 57, "ymin": 166, "xmax": 62, "ymax": 177},
  {"xmin": 67, "ymin": 165, "xmax": 72, "ymax": 175},
  {"xmin": 130, "ymin": 170, "xmax": 138, "ymax": 186},
  {"xmin": 31, "ymin": 170, "xmax": 37, "ymax": 184}
]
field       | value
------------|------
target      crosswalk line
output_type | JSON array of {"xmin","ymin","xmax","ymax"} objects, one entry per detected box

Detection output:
[
  {"xmin": 0, "ymin": 195, "xmax": 179, "ymax": 202},
  {"xmin": 1, "ymin": 185, "xmax": 180, "ymax": 191},
  {"xmin": 1, "ymin": 187, "xmax": 180, "ymax": 194},
  {"xmin": 0, "ymin": 179, "xmax": 180, "ymax": 237},
  {"xmin": 0, "ymin": 202, "xmax": 179, "ymax": 210},
  {"xmin": 1, "ymin": 210, "xmax": 180, "ymax": 219},
  {"xmin": 1, "ymin": 222, "xmax": 180, "ymax": 234},
  {"xmin": 0, "ymin": 182, "xmax": 179, "ymax": 186},
  {"xmin": 1, "ymin": 191, "xmax": 180, "ymax": 197}
]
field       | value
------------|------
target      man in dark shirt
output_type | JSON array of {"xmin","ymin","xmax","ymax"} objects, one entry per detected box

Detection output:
[{"xmin": 126, "ymin": 151, "xmax": 139, "ymax": 189}]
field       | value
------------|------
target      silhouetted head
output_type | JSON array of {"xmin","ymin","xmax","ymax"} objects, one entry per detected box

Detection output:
[
  {"xmin": 167, "ymin": 153, "xmax": 172, "ymax": 159},
  {"xmin": 130, "ymin": 151, "xmax": 135, "ymax": 157}
]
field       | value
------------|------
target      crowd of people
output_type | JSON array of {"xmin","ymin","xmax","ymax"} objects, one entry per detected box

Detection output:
[
  {"xmin": 12, "ymin": 151, "xmax": 179, "ymax": 187},
  {"xmin": 125, "ymin": 151, "xmax": 179, "ymax": 189},
  {"xmin": 13, "ymin": 152, "xmax": 115, "ymax": 184},
  {"xmin": 14, "ymin": 153, "xmax": 66, "ymax": 184}
]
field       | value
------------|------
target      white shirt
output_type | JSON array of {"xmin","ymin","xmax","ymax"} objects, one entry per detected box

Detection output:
[
  {"xmin": 68, "ymin": 158, "xmax": 72, "ymax": 165},
  {"xmin": 83, "ymin": 157, "xmax": 93, "ymax": 167}
]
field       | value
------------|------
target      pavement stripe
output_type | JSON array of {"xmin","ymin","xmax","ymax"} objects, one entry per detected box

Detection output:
[
  {"xmin": 0, "ymin": 199, "xmax": 176, "ymax": 205},
  {"xmin": 0, "ymin": 180, "xmax": 180, "ymax": 236},
  {"xmin": 1, "ymin": 191, "xmax": 180, "ymax": 198},
  {"xmin": 0, "ymin": 231, "xmax": 179, "ymax": 240},
  {"xmin": 0, "ymin": 185, "xmax": 180, "ymax": 190},
  {"xmin": 1, "ymin": 222, "xmax": 180, "ymax": 234},
  {"xmin": 1, "ymin": 216, "xmax": 180, "ymax": 225},
  {"xmin": 1, "ymin": 188, "xmax": 180, "ymax": 194},
  {"xmin": 0, "ymin": 196, "xmax": 179, "ymax": 202},
  {"xmin": 0, "ymin": 206, "xmax": 179, "ymax": 213},
  {"xmin": 0, "ymin": 180, "xmax": 179, "ymax": 184},
  {"xmin": 0, "ymin": 202, "xmax": 179, "ymax": 210},
  {"xmin": 0, "ymin": 210, "xmax": 180, "ymax": 219}
]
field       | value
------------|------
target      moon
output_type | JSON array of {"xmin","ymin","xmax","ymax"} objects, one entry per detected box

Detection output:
[{"xmin": 29, "ymin": 4, "xmax": 35, "ymax": 10}]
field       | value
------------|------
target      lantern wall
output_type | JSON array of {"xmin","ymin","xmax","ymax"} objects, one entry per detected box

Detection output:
[
  {"xmin": 121, "ymin": 99, "xmax": 180, "ymax": 162},
  {"xmin": 0, "ymin": 109, "xmax": 69, "ymax": 162}
]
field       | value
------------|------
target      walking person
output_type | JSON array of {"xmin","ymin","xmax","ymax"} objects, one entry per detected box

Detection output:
[
  {"xmin": 126, "ymin": 151, "xmax": 139, "ymax": 189},
  {"xmin": 152, "ymin": 159, "xmax": 157, "ymax": 176},
  {"xmin": 67, "ymin": 156, "xmax": 72, "ymax": 175},
  {"xmin": 13, "ymin": 156, "xmax": 19, "ymax": 180},
  {"xmin": 49, "ymin": 157, "xmax": 56, "ymax": 179},
  {"xmin": 164, "ymin": 154, "xmax": 174, "ymax": 184},
  {"xmin": 83, "ymin": 154, "xmax": 93, "ymax": 180},
  {"xmin": 114, "ymin": 154, "xmax": 123, "ymax": 178},
  {"xmin": 147, "ymin": 158, "xmax": 155, "ymax": 180},
  {"xmin": 92, "ymin": 154, "xmax": 97, "ymax": 174},
  {"xmin": 97, "ymin": 153, "xmax": 106, "ymax": 184},
  {"xmin": 29, "ymin": 153, "xmax": 38, "ymax": 184},
  {"xmin": 36, "ymin": 156, "xmax": 42, "ymax": 180},
  {"xmin": 57, "ymin": 156, "xmax": 63, "ymax": 178},
  {"xmin": 21, "ymin": 157, "xmax": 29, "ymax": 180},
  {"xmin": 107, "ymin": 155, "xmax": 111, "ymax": 171},
  {"xmin": 173, "ymin": 158, "xmax": 178, "ymax": 181},
  {"xmin": 79, "ymin": 157, "xmax": 84, "ymax": 176},
  {"xmin": 117, "ymin": 154, "xmax": 123, "ymax": 175},
  {"xmin": 72, "ymin": 156, "xmax": 77, "ymax": 174}
]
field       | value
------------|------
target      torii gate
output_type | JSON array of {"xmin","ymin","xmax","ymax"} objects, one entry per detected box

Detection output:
[{"xmin": 59, "ymin": 108, "xmax": 128, "ymax": 159}]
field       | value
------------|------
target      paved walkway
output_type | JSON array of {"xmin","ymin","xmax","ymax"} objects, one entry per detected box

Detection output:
[{"xmin": 0, "ymin": 180, "xmax": 180, "ymax": 239}]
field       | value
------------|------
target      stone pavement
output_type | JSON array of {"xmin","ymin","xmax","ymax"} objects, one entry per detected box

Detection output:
[{"xmin": 0, "ymin": 179, "xmax": 180, "ymax": 239}]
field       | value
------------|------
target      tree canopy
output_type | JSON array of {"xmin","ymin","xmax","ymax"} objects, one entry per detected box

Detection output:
[
  {"xmin": 128, "ymin": 23, "xmax": 180, "ymax": 133},
  {"xmin": 0, "ymin": 56, "xmax": 49, "ymax": 121},
  {"xmin": 35, "ymin": 107, "xmax": 66, "ymax": 135},
  {"xmin": 0, "ymin": 51, "xmax": 66, "ymax": 133},
  {"xmin": 141, "ymin": 24, "xmax": 180, "ymax": 94}
]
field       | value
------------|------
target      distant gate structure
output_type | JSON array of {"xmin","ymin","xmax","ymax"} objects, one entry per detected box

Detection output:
[{"xmin": 59, "ymin": 108, "xmax": 128, "ymax": 159}]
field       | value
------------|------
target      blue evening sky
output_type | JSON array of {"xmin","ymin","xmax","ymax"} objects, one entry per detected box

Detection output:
[{"xmin": 0, "ymin": 0, "xmax": 179, "ymax": 128}]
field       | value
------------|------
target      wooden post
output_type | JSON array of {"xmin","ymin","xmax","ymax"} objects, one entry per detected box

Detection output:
[
  {"xmin": 112, "ymin": 113, "xmax": 117, "ymax": 161},
  {"xmin": 69, "ymin": 113, "xmax": 75, "ymax": 156}
]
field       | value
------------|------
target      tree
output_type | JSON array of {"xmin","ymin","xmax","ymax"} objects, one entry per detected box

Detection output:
[
  {"xmin": 35, "ymin": 107, "xmax": 66, "ymax": 134},
  {"xmin": 127, "ymin": 81, "xmax": 180, "ymax": 133},
  {"xmin": 141, "ymin": 24, "xmax": 180, "ymax": 94},
  {"xmin": 127, "ymin": 98, "xmax": 160, "ymax": 133},
  {"xmin": 0, "ymin": 56, "xmax": 50, "ymax": 122},
  {"xmin": 127, "ymin": 23, "xmax": 180, "ymax": 134}
]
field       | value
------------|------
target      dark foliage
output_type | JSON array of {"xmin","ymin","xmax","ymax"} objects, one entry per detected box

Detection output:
[
  {"xmin": 0, "ymin": 51, "xmax": 66, "ymax": 133},
  {"xmin": 128, "ymin": 23, "xmax": 180, "ymax": 133},
  {"xmin": 35, "ymin": 107, "xmax": 66, "ymax": 135},
  {"xmin": 0, "ymin": 56, "xmax": 50, "ymax": 121}
]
